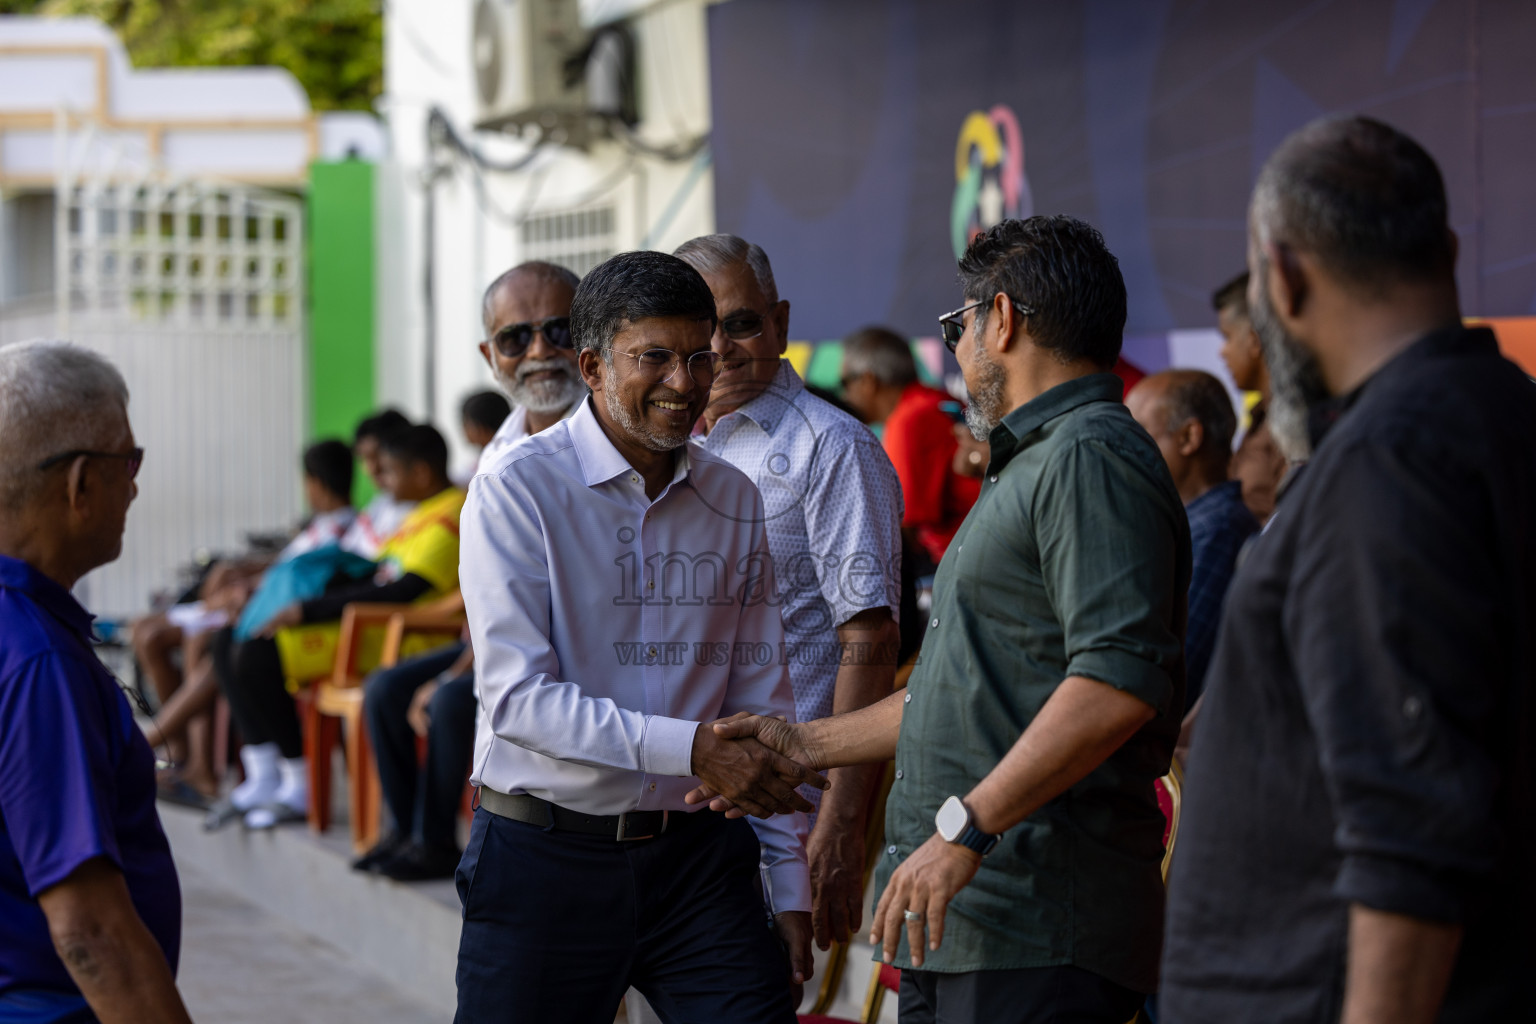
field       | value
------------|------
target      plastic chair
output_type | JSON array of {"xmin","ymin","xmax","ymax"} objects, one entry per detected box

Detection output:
[{"xmin": 305, "ymin": 598, "xmax": 463, "ymax": 852}]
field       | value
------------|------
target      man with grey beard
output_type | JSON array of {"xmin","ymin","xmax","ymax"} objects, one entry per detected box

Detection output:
[
  {"xmin": 1161, "ymin": 116, "xmax": 1536, "ymax": 1023},
  {"xmin": 477, "ymin": 261, "xmax": 585, "ymax": 465},
  {"xmin": 690, "ymin": 216, "xmax": 1190, "ymax": 1022}
]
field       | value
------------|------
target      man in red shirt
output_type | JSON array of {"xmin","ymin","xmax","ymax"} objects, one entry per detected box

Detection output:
[{"xmin": 841, "ymin": 327, "xmax": 980, "ymax": 568}]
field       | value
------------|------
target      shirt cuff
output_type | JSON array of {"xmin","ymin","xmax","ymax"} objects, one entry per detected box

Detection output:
[
  {"xmin": 765, "ymin": 858, "xmax": 812, "ymax": 914},
  {"xmin": 640, "ymin": 716, "xmax": 699, "ymax": 777},
  {"xmin": 1067, "ymin": 648, "xmax": 1173, "ymax": 717},
  {"xmin": 1335, "ymin": 852, "xmax": 1468, "ymax": 924}
]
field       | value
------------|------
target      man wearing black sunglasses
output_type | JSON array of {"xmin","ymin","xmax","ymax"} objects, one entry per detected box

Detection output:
[
  {"xmin": 0, "ymin": 340, "xmax": 193, "ymax": 1023},
  {"xmin": 690, "ymin": 217, "xmax": 1190, "ymax": 1023},
  {"xmin": 477, "ymin": 261, "xmax": 584, "ymax": 468}
]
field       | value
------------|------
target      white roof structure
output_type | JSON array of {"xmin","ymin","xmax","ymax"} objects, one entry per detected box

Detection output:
[{"xmin": 0, "ymin": 16, "xmax": 383, "ymax": 185}]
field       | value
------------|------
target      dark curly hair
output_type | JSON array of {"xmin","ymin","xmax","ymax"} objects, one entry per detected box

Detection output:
[{"xmin": 957, "ymin": 215, "xmax": 1126, "ymax": 370}]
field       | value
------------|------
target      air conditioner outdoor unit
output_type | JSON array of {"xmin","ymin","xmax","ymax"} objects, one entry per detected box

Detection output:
[{"xmin": 472, "ymin": 0, "xmax": 586, "ymax": 135}]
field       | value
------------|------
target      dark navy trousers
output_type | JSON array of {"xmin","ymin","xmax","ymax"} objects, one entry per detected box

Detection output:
[
  {"xmin": 362, "ymin": 643, "xmax": 474, "ymax": 849},
  {"xmin": 453, "ymin": 806, "xmax": 796, "ymax": 1024}
]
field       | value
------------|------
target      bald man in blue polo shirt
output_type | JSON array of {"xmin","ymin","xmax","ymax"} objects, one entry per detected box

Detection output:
[{"xmin": 0, "ymin": 341, "xmax": 191, "ymax": 1024}]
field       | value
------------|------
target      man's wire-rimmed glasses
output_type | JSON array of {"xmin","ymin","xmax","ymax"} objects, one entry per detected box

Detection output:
[{"xmin": 612, "ymin": 348, "xmax": 724, "ymax": 388}]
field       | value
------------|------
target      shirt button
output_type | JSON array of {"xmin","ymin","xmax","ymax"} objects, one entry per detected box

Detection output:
[
  {"xmin": 894, "ymin": 769, "xmax": 904, "ymax": 780},
  {"xmin": 930, "ymin": 617, "xmax": 939, "ymax": 628},
  {"xmin": 647, "ymin": 579, "xmax": 655, "ymax": 590},
  {"xmin": 649, "ymin": 782, "xmax": 656, "ymax": 791},
  {"xmin": 904, "ymin": 691, "xmax": 911, "ymax": 703},
  {"xmin": 647, "ymin": 646, "xmax": 657, "ymax": 657},
  {"xmin": 630, "ymin": 475, "xmax": 638, "ymax": 484},
  {"xmin": 887, "ymin": 844, "xmax": 897, "ymax": 855},
  {"xmin": 989, "ymin": 475, "xmax": 998, "ymax": 483}
]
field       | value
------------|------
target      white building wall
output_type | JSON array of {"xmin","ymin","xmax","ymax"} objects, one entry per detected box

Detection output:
[{"xmin": 380, "ymin": 0, "xmax": 717, "ymax": 469}]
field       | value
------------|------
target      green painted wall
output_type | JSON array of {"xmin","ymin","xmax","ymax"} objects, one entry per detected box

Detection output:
[{"xmin": 308, "ymin": 160, "xmax": 376, "ymax": 502}]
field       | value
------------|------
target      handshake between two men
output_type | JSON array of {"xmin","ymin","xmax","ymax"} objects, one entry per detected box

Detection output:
[{"xmin": 686, "ymin": 711, "xmax": 826, "ymax": 818}]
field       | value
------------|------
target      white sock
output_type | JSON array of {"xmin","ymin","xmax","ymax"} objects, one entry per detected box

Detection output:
[
  {"xmin": 231, "ymin": 743, "xmax": 280, "ymax": 810},
  {"xmin": 271, "ymin": 756, "xmax": 308, "ymax": 813}
]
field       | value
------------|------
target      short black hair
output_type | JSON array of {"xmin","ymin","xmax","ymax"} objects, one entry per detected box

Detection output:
[
  {"xmin": 571, "ymin": 250, "xmax": 717, "ymax": 359},
  {"xmin": 1212, "ymin": 271, "xmax": 1250, "ymax": 316},
  {"xmin": 481, "ymin": 261, "xmax": 581, "ymax": 328},
  {"xmin": 957, "ymin": 215, "xmax": 1126, "ymax": 370},
  {"xmin": 302, "ymin": 439, "xmax": 354, "ymax": 503},
  {"xmin": 460, "ymin": 390, "xmax": 511, "ymax": 433},
  {"xmin": 1159, "ymin": 370, "xmax": 1237, "ymax": 473},
  {"xmin": 379, "ymin": 423, "xmax": 449, "ymax": 481},
  {"xmin": 1253, "ymin": 115, "xmax": 1455, "ymax": 294},
  {"xmin": 354, "ymin": 408, "xmax": 411, "ymax": 445}
]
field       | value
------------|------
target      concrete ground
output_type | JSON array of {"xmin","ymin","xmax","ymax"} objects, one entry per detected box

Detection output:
[{"xmin": 176, "ymin": 861, "xmax": 442, "ymax": 1024}]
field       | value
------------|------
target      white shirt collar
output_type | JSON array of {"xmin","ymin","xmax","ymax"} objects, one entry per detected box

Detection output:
[{"xmin": 567, "ymin": 395, "xmax": 694, "ymax": 491}]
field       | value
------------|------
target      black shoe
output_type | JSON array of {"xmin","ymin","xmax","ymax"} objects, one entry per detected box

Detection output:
[
  {"xmin": 376, "ymin": 842, "xmax": 462, "ymax": 882},
  {"xmin": 351, "ymin": 832, "xmax": 410, "ymax": 873}
]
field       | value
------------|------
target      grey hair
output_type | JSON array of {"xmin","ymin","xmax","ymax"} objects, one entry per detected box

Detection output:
[
  {"xmin": 481, "ymin": 260, "xmax": 581, "ymax": 330},
  {"xmin": 0, "ymin": 340, "xmax": 130, "ymax": 511},
  {"xmin": 673, "ymin": 234, "xmax": 778, "ymax": 304},
  {"xmin": 842, "ymin": 326, "xmax": 918, "ymax": 387},
  {"xmin": 1155, "ymin": 369, "xmax": 1237, "ymax": 471}
]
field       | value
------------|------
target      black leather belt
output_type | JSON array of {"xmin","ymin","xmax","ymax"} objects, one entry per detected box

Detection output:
[{"xmin": 479, "ymin": 788, "xmax": 672, "ymax": 841}]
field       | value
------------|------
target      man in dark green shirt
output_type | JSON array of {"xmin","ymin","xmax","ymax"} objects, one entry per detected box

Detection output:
[{"xmin": 689, "ymin": 216, "xmax": 1189, "ymax": 1022}]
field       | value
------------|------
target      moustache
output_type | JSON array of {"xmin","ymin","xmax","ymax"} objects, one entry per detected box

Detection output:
[{"xmin": 516, "ymin": 359, "xmax": 574, "ymax": 383}]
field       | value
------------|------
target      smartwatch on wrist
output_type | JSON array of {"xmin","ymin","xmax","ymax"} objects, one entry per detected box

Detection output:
[{"xmin": 935, "ymin": 795, "xmax": 1002, "ymax": 857}]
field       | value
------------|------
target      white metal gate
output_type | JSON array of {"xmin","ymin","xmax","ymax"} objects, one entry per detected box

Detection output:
[{"xmin": 26, "ymin": 141, "xmax": 308, "ymax": 617}]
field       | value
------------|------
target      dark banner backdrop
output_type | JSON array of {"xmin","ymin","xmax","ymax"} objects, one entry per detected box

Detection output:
[{"xmin": 707, "ymin": 0, "xmax": 1536, "ymax": 343}]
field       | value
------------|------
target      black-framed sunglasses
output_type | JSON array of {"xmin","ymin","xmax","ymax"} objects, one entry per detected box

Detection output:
[
  {"xmin": 613, "ymin": 348, "xmax": 725, "ymax": 387},
  {"xmin": 36, "ymin": 446, "xmax": 145, "ymax": 480},
  {"xmin": 938, "ymin": 297, "xmax": 1036, "ymax": 352},
  {"xmin": 489, "ymin": 316, "xmax": 574, "ymax": 359}
]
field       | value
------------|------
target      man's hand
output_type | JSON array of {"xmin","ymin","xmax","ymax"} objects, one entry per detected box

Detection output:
[
  {"xmin": 688, "ymin": 722, "xmax": 825, "ymax": 819},
  {"xmin": 256, "ymin": 602, "xmax": 303, "ymax": 638},
  {"xmin": 685, "ymin": 714, "xmax": 823, "ymax": 816},
  {"xmin": 407, "ymin": 680, "xmax": 439, "ymax": 737},
  {"xmin": 870, "ymin": 832, "xmax": 981, "ymax": 967},
  {"xmin": 774, "ymin": 910, "xmax": 814, "ymax": 1009},
  {"xmin": 808, "ymin": 817, "xmax": 865, "ymax": 950}
]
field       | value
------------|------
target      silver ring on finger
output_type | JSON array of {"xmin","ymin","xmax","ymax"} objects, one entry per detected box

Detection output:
[{"xmin": 903, "ymin": 909, "xmax": 924, "ymax": 922}]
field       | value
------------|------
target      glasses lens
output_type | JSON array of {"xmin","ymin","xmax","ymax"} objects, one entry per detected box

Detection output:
[
  {"xmin": 494, "ymin": 324, "xmax": 533, "ymax": 358},
  {"xmin": 540, "ymin": 317, "xmax": 574, "ymax": 349},
  {"xmin": 636, "ymin": 349, "xmax": 677, "ymax": 381},
  {"xmin": 687, "ymin": 351, "xmax": 722, "ymax": 384},
  {"xmin": 128, "ymin": 448, "xmax": 144, "ymax": 480},
  {"xmin": 940, "ymin": 319, "xmax": 961, "ymax": 348},
  {"xmin": 721, "ymin": 314, "xmax": 764, "ymax": 341}
]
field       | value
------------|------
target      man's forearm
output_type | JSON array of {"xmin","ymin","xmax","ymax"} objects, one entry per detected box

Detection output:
[
  {"xmin": 816, "ymin": 615, "xmax": 901, "ymax": 827},
  {"xmin": 40, "ymin": 862, "xmax": 192, "ymax": 1024},
  {"xmin": 965, "ymin": 675, "xmax": 1154, "ymax": 836},
  {"xmin": 801, "ymin": 688, "xmax": 904, "ymax": 770},
  {"xmin": 1341, "ymin": 904, "xmax": 1461, "ymax": 1024}
]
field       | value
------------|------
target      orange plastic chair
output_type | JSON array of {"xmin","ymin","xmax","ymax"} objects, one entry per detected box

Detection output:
[{"xmin": 305, "ymin": 597, "xmax": 463, "ymax": 852}]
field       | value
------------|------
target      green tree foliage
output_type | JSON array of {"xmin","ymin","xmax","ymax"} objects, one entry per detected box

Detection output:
[{"xmin": 0, "ymin": 0, "xmax": 382, "ymax": 111}]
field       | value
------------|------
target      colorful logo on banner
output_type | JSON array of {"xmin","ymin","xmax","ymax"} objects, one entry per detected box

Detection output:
[{"xmin": 951, "ymin": 105, "xmax": 1033, "ymax": 259}]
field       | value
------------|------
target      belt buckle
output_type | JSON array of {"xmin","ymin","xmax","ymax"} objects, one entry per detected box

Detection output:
[{"xmin": 616, "ymin": 809, "xmax": 666, "ymax": 841}]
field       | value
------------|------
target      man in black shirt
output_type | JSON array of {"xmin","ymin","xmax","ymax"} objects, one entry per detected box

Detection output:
[{"xmin": 1161, "ymin": 116, "xmax": 1536, "ymax": 1023}]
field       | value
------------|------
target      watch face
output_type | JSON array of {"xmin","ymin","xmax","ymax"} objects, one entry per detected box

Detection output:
[{"xmin": 935, "ymin": 795, "xmax": 968, "ymax": 843}]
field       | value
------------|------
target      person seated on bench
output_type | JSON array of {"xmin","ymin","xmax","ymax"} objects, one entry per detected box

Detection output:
[{"xmin": 209, "ymin": 425, "xmax": 466, "ymax": 830}]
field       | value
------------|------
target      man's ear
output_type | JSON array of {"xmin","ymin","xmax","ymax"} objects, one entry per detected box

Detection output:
[
  {"xmin": 479, "ymin": 341, "xmax": 495, "ymax": 371},
  {"xmin": 63, "ymin": 456, "xmax": 91, "ymax": 519},
  {"xmin": 991, "ymin": 292, "xmax": 1017, "ymax": 353},
  {"xmin": 1266, "ymin": 240, "xmax": 1309, "ymax": 320},
  {"xmin": 1177, "ymin": 419, "xmax": 1204, "ymax": 459},
  {"xmin": 579, "ymin": 348, "xmax": 606, "ymax": 393},
  {"xmin": 771, "ymin": 300, "xmax": 790, "ymax": 355}
]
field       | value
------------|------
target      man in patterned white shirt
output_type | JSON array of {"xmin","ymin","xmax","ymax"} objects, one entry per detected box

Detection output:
[{"xmin": 677, "ymin": 234, "xmax": 904, "ymax": 953}]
